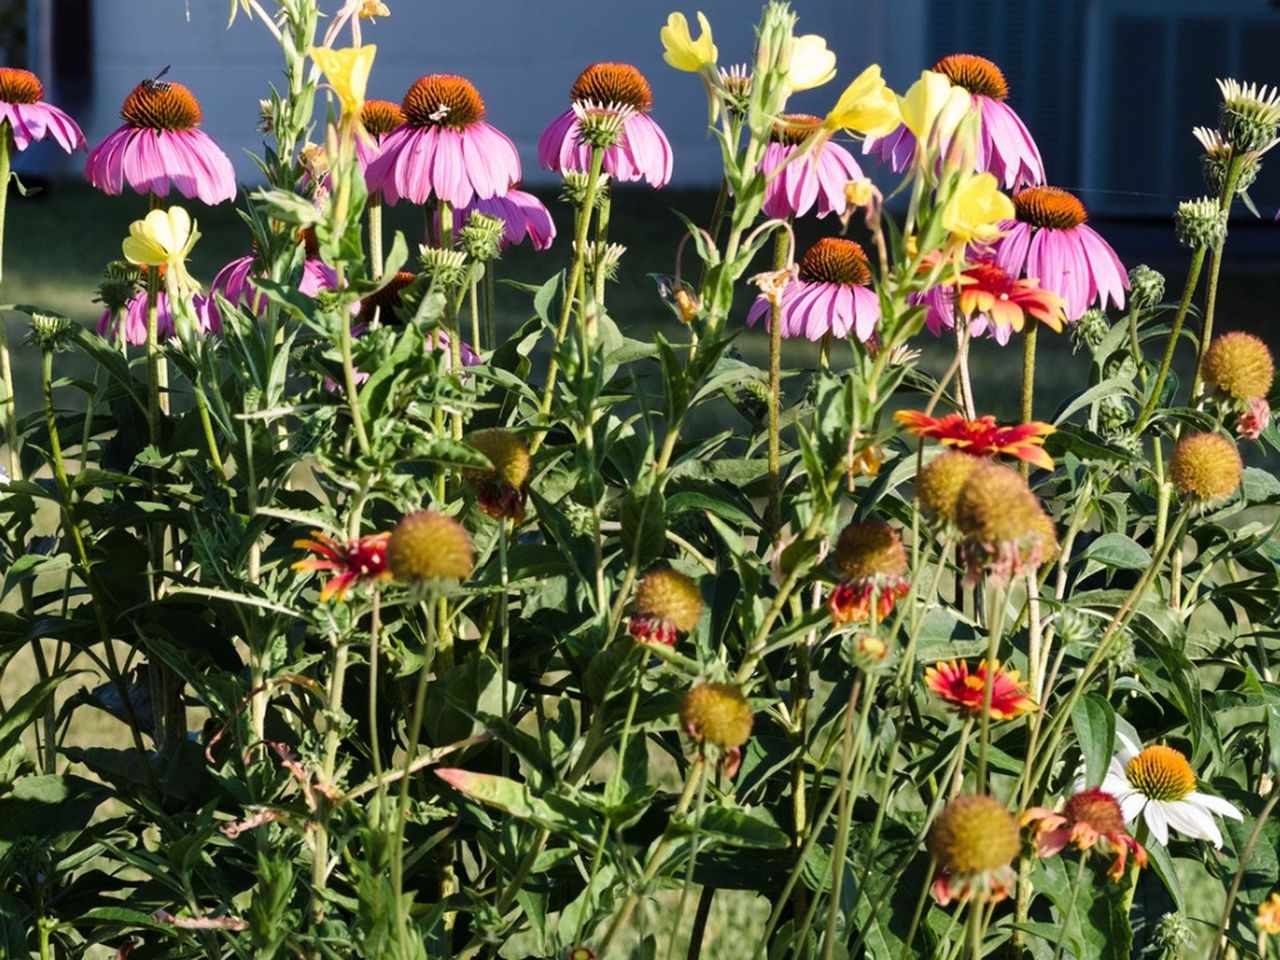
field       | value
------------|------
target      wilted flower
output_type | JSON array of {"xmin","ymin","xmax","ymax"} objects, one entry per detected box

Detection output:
[
  {"xmin": 1238, "ymin": 398, "xmax": 1271, "ymax": 441},
  {"xmin": 661, "ymin": 11, "xmax": 717, "ymax": 73},
  {"xmin": 827, "ymin": 519, "xmax": 910, "ymax": 626},
  {"xmin": 916, "ymin": 450, "xmax": 982, "ymax": 524},
  {"xmin": 86, "ymin": 77, "xmax": 235, "ymax": 204},
  {"xmin": 1097, "ymin": 733, "xmax": 1243, "ymax": 847},
  {"xmin": 1022, "ymin": 788, "xmax": 1147, "ymax": 880},
  {"xmin": 953, "ymin": 461, "xmax": 1056, "ymax": 584},
  {"xmin": 464, "ymin": 429, "xmax": 531, "ymax": 522},
  {"xmin": 924, "ymin": 659, "xmax": 1035, "ymax": 720},
  {"xmin": 293, "ymin": 531, "xmax": 392, "ymax": 602},
  {"xmin": 894, "ymin": 410, "xmax": 1054, "ymax": 470},
  {"xmin": 387, "ymin": 511, "xmax": 474, "ymax": 583},
  {"xmin": 359, "ymin": 0, "xmax": 390, "ymax": 18},
  {"xmin": 630, "ymin": 568, "xmax": 703, "ymax": 646},
  {"xmin": 681, "ymin": 682, "xmax": 752, "ymax": 750},
  {"xmin": 927, "ymin": 794, "xmax": 1020, "ymax": 905},
  {"xmin": 1169, "ymin": 432, "xmax": 1242, "ymax": 503}
]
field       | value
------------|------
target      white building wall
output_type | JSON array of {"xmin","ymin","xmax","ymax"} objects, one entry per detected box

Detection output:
[{"xmin": 86, "ymin": 0, "xmax": 923, "ymax": 187}]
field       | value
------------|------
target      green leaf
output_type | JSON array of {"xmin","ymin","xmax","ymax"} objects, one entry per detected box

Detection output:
[
  {"xmin": 1, "ymin": 552, "xmax": 71, "ymax": 602},
  {"xmin": 1070, "ymin": 694, "xmax": 1116, "ymax": 789},
  {"xmin": 696, "ymin": 803, "xmax": 789, "ymax": 848},
  {"xmin": 0, "ymin": 675, "xmax": 68, "ymax": 761},
  {"xmin": 1077, "ymin": 533, "xmax": 1151, "ymax": 570}
]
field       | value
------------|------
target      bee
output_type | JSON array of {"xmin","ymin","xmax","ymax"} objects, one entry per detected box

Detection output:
[{"xmin": 140, "ymin": 66, "xmax": 173, "ymax": 94}]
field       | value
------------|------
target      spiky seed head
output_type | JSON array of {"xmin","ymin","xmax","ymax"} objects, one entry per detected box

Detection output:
[
  {"xmin": 1202, "ymin": 331, "xmax": 1275, "ymax": 402},
  {"xmin": 917, "ymin": 451, "xmax": 983, "ymax": 524},
  {"xmin": 387, "ymin": 511, "xmax": 474, "ymax": 582},
  {"xmin": 680, "ymin": 682, "xmax": 753, "ymax": 750},
  {"xmin": 831, "ymin": 519, "xmax": 907, "ymax": 581},
  {"xmin": 1169, "ymin": 432, "xmax": 1242, "ymax": 502},
  {"xmin": 634, "ymin": 568, "xmax": 703, "ymax": 633},
  {"xmin": 927, "ymin": 794, "xmax": 1021, "ymax": 876}
]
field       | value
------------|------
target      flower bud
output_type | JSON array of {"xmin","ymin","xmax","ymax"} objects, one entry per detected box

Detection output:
[
  {"xmin": 1174, "ymin": 197, "xmax": 1228, "ymax": 250},
  {"xmin": 1069, "ymin": 308, "xmax": 1109, "ymax": 355},
  {"xmin": 459, "ymin": 212, "xmax": 506, "ymax": 263},
  {"xmin": 1127, "ymin": 264, "xmax": 1165, "ymax": 309}
]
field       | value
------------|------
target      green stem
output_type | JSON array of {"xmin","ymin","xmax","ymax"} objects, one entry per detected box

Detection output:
[
  {"xmin": 469, "ymin": 270, "xmax": 482, "ymax": 354},
  {"xmin": 368, "ymin": 191, "xmax": 384, "ymax": 278},
  {"xmin": 1020, "ymin": 324, "xmax": 1038, "ymax": 475},
  {"xmin": 483, "ymin": 267, "xmax": 496, "ymax": 354},
  {"xmin": 338, "ymin": 264, "xmax": 370, "ymax": 456},
  {"xmin": 392, "ymin": 594, "xmax": 440, "ymax": 953},
  {"xmin": 1191, "ymin": 156, "xmax": 1245, "ymax": 399},
  {"xmin": 975, "ymin": 581, "xmax": 1006, "ymax": 792},
  {"xmin": 664, "ymin": 762, "xmax": 710, "ymax": 960},
  {"xmin": 367, "ymin": 590, "xmax": 384, "ymax": 796},
  {"xmin": 0, "ymin": 129, "xmax": 18, "ymax": 483},
  {"xmin": 311, "ymin": 626, "xmax": 352, "ymax": 925},
  {"xmin": 1138, "ymin": 249, "xmax": 1207, "ymax": 430},
  {"xmin": 1208, "ymin": 782, "xmax": 1280, "ymax": 960},
  {"xmin": 194, "ymin": 387, "xmax": 227, "ymax": 481},
  {"xmin": 534, "ymin": 147, "xmax": 604, "ymax": 445},
  {"xmin": 598, "ymin": 762, "xmax": 705, "ymax": 956},
  {"xmin": 766, "ymin": 226, "xmax": 788, "ymax": 545},
  {"xmin": 439, "ymin": 199, "xmax": 463, "ymax": 440},
  {"xmin": 1051, "ymin": 855, "xmax": 1090, "ymax": 960}
]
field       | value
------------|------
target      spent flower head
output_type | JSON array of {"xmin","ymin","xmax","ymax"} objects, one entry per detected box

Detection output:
[
  {"xmin": 630, "ymin": 567, "xmax": 703, "ymax": 646},
  {"xmin": 465, "ymin": 429, "xmax": 531, "ymax": 522},
  {"xmin": 388, "ymin": 511, "xmax": 474, "ymax": 583},
  {"xmin": 927, "ymin": 794, "xmax": 1021, "ymax": 905},
  {"xmin": 1169, "ymin": 432, "xmax": 1242, "ymax": 503},
  {"xmin": 1202, "ymin": 331, "xmax": 1274, "ymax": 402}
]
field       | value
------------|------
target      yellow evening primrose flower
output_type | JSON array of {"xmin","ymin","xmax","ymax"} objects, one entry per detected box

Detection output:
[
  {"xmin": 823, "ymin": 65, "xmax": 900, "ymax": 136},
  {"xmin": 898, "ymin": 70, "xmax": 971, "ymax": 144},
  {"xmin": 661, "ymin": 11, "xmax": 717, "ymax": 73},
  {"xmin": 123, "ymin": 206, "xmax": 201, "ymax": 292},
  {"xmin": 310, "ymin": 44, "xmax": 377, "ymax": 117},
  {"xmin": 787, "ymin": 34, "xmax": 836, "ymax": 92},
  {"xmin": 942, "ymin": 172, "xmax": 1014, "ymax": 246},
  {"xmin": 359, "ymin": 0, "xmax": 389, "ymax": 18}
]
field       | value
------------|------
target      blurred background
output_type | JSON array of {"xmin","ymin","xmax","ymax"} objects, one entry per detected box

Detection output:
[{"xmin": 0, "ymin": 0, "xmax": 1277, "ymax": 416}]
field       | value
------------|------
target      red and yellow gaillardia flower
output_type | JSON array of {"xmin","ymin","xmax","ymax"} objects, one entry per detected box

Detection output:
[
  {"xmin": 924, "ymin": 658, "xmax": 1035, "ymax": 720},
  {"xmin": 293, "ymin": 531, "xmax": 392, "ymax": 602},
  {"xmin": 895, "ymin": 409, "xmax": 1054, "ymax": 470}
]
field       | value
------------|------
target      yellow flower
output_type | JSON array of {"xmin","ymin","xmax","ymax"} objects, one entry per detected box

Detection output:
[
  {"xmin": 661, "ymin": 11, "xmax": 717, "ymax": 73},
  {"xmin": 787, "ymin": 35, "xmax": 836, "ymax": 92},
  {"xmin": 122, "ymin": 206, "xmax": 200, "ymax": 292},
  {"xmin": 359, "ymin": 0, "xmax": 389, "ymax": 17},
  {"xmin": 1259, "ymin": 892, "xmax": 1280, "ymax": 935},
  {"xmin": 823, "ymin": 65, "xmax": 900, "ymax": 137},
  {"xmin": 310, "ymin": 44, "xmax": 377, "ymax": 117},
  {"xmin": 898, "ymin": 70, "xmax": 971, "ymax": 144},
  {"xmin": 941, "ymin": 173, "xmax": 1013, "ymax": 246}
]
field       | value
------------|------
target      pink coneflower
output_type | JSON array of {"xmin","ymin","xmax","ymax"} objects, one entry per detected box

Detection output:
[
  {"xmin": 440, "ymin": 188, "xmax": 556, "ymax": 251},
  {"xmin": 993, "ymin": 186, "xmax": 1127, "ymax": 320},
  {"xmin": 0, "ymin": 68, "xmax": 84, "ymax": 153},
  {"xmin": 365, "ymin": 75, "xmax": 520, "ymax": 209},
  {"xmin": 746, "ymin": 238, "xmax": 880, "ymax": 342},
  {"xmin": 85, "ymin": 78, "xmax": 236, "ymax": 204},
  {"xmin": 206, "ymin": 229, "xmax": 336, "ymax": 326},
  {"xmin": 357, "ymin": 98, "xmax": 405, "ymax": 176},
  {"xmin": 538, "ymin": 62, "xmax": 673, "ymax": 188},
  {"xmin": 915, "ymin": 256, "xmax": 1067, "ymax": 345},
  {"xmin": 866, "ymin": 54, "xmax": 1044, "ymax": 190},
  {"xmin": 98, "ymin": 288, "xmax": 215, "ymax": 345},
  {"xmin": 760, "ymin": 114, "xmax": 863, "ymax": 220}
]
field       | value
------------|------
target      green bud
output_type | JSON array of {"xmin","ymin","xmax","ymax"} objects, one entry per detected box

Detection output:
[
  {"xmin": 1127, "ymin": 264, "xmax": 1165, "ymax": 308},
  {"xmin": 1174, "ymin": 197, "xmax": 1228, "ymax": 250}
]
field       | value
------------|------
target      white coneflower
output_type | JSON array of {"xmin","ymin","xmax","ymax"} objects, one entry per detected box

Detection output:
[{"xmin": 1095, "ymin": 733, "xmax": 1242, "ymax": 847}]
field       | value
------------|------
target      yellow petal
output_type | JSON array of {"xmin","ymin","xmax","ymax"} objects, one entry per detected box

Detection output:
[
  {"xmin": 788, "ymin": 35, "xmax": 836, "ymax": 92},
  {"xmin": 661, "ymin": 10, "xmax": 716, "ymax": 73},
  {"xmin": 310, "ymin": 44, "xmax": 377, "ymax": 116},
  {"xmin": 897, "ymin": 70, "xmax": 954, "ymax": 140},
  {"xmin": 942, "ymin": 173, "xmax": 1014, "ymax": 245},
  {"xmin": 824, "ymin": 64, "xmax": 900, "ymax": 137}
]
